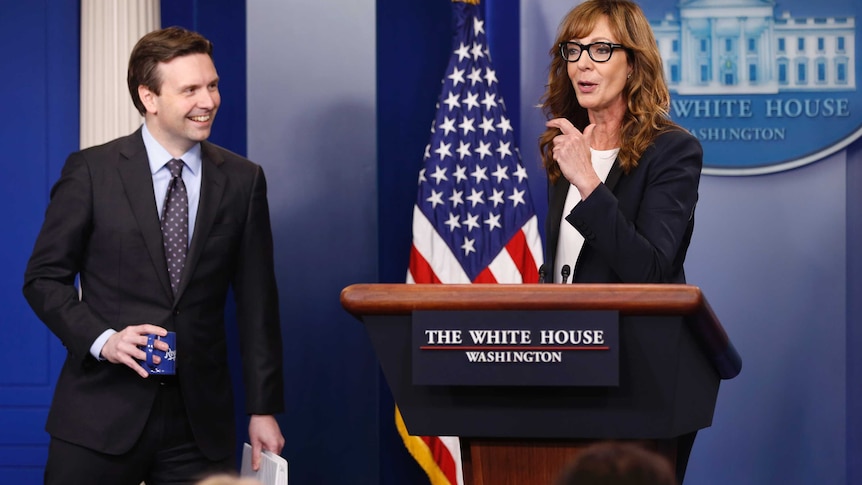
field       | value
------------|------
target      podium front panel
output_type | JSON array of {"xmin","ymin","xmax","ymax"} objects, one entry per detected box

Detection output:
[{"xmin": 365, "ymin": 313, "xmax": 720, "ymax": 440}]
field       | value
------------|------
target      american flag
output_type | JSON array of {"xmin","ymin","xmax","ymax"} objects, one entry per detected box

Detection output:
[
  {"xmin": 399, "ymin": 1, "xmax": 544, "ymax": 484},
  {"xmin": 407, "ymin": 2, "xmax": 543, "ymax": 286}
]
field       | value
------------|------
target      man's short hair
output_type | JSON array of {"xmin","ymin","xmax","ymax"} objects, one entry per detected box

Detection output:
[{"xmin": 127, "ymin": 26, "xmax": 213, "ymax": 115}]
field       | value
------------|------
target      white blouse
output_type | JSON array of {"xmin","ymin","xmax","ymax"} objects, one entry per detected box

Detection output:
[{"xmin": 554, "ymin": 147, "xmax": 619, "ymax": 283}]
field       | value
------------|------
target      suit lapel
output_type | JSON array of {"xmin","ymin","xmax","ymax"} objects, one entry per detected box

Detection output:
[
  {"xmin": 605, "ymin": 158, "xmax": 623, "ymax": 192},
  {"xmin": 545, "ymin": 176, "xmax": 570, "ymax": 277},
  {"xmin": 175, "ymin": 142, "xmax": 226, "ymax": 301},
  {"xmin": 117, "ymin": 129, "xmax": 174, "ymax": 300}
]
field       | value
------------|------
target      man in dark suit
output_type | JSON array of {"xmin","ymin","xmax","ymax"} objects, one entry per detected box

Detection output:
[{"xmin": 23, "ymin": 27, "xmax": 285, "ymax": 485}]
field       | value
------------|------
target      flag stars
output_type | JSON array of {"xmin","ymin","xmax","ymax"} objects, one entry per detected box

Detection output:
[
  {"xmin": 467, "ymin": 188, "xmax": 485, "ymax": 207},
  {"xmin": 473, "ymin": 17, "xmax": 485, "ymax": 36},
  {"xmin": 448, "ymin": 66, "xmax": 465, "ymax": 87},
  {"xmin": 492, "ymin": 164, "xmax": 509, "ymax": 183},
  {"xmin": 456, "ymin": 141, "xmax": 472, "ymax": 160},
  {"xmin": 453, "ymin": 164, "xmax": 468, "ymax": 183},
  {"xmin": 478, "ymin": 117, "xmax": 496, "ymax": 136},
  {"xmin": 471, "ymin": 42, "xmax": 485, "ymax": 60},
  {"xmin": 474, "ymin": 140, "xmax": 492, "ymax": 160},
  {"xmin": 468, "ymin": 67, "xmax": 483, "ymax": 86},
  {"xmin": 423, "ymin": 144, "xmax": 431, "ymax": 160},
  {"xmin": 454, "ymin": 42, "xmax": 471, "ymax": 62},
  {"xmin": 496, "ymin": 141, "xmax": 512, "ymax": 159},
  {"xmin": 430, "ymin": 164, "xmax": 448, "ymax": 183},
  {"xmin": 443, "ymin": 91, "xmax": 460, "ymax": 111},
  {"xmin": 480, "ymin": 92, "xmax": 497, "ymax": 111},
  {"xmin": 514, "ymin": 164, "xmax": 529, "ymax": 183},
  {"xmin": 484, "ymin": 67, "xmax": 498, "ymax": 86},
  {"xmin": 449, "ymin": 188, "xmax": 464, "ymax": 208},
  {"xmin": 459, "ymin": 116, "xmax": 476, "ymax": 135},
  {"xmin": 496, "ymin": 116, "xmax": 512, "ymax": 135},
  {"xmin": 508, "ymin": 188, "xmax": 526, "ymax": 207},
  {"xmin": 434, "ymin": 141, "xmax": 453, "ymax": 161},
  {"xmin": 439, "ymin": 116, "xmax": 457, "ymax": 136},
  {"xmin": 418, "ymin": 168, "xmax": 427, "ymax": 184},
  {"xmin": 484, "ymin": 212, "xmax": 502, "ymax": 231},
  {"xmin": 426, "ymin": 189, "xmax": 444, "ymax": 208},
  {"xmin": 444, "ymin": 212, "xmax": 461, "ymax": 232},
  {"xmin": 461, "ymin": 237, "xmax": 476, "ymax": 256},
  {"xmin": 489, "ymin": 188, "xmax": 505, "ymax": 207},
  {"xmin": 462, "ymin": 91, "xmax": 480, "ymax": 111},
  {"xmin": 463, "ymin": 213, "xmax": 480, "ymax": 232}
]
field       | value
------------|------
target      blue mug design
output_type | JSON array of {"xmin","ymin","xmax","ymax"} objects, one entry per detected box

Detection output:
[{"xmin": 143, "ymin": 332, "xmax": 176, "ymax": 375}]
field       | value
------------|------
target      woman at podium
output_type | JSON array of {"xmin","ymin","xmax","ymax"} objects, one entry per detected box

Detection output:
[
  {"xmin": 538, "ymin": 0, "xmax": 702, "ymax": 287},
  {"xmin": 537, "ymin": 0, "xmax": 704, "ymax": 481}
]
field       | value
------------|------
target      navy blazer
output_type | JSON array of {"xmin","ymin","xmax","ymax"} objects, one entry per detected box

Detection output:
[
  {"xmin": 544, "ymin": 129, "xmax": 702, "ymax": 284},
  {"xmin": 23, "ymin": 129, "xmax": 284, "ymax": 460}
]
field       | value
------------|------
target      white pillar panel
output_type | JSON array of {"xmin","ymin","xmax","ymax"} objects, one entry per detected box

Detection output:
[{"xmin": 80, "ymin": 0, "xmax": 159, "ymax": 149}]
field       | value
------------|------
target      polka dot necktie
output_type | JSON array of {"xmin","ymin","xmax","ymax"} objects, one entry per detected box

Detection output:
[{"xmin": 161, "ymin": 159, "xmax": 188, "ymax": 296}]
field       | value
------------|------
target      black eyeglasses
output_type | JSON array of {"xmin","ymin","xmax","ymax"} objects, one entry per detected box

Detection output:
[{"xmin": 559, "ymin": 41, "xmax": 626, "ymax": 63}]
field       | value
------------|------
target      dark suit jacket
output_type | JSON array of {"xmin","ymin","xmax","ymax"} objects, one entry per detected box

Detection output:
[
  {"xmin": 23, "ymin": 128, "xmax": 284, "ymax": 460},
  {"xmin": 544, "ymin": 129, "xmax": 702, "ymax": 284}
]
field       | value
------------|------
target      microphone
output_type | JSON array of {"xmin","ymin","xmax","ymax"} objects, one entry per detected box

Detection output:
[
  {"xmin": 538, "ymin": 264, "xmax": 547, "ymax": 283},
  {"xmin": 560, "ymin": 264, "xmax": 571, "ymax": 284}
]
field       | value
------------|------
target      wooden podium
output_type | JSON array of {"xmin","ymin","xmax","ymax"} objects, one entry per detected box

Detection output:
[{"xmin": 340, "ymin": 284, "xmax": 741, "ymax": 485}]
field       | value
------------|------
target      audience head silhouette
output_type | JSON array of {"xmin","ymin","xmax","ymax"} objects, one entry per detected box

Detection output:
[
  {"xmin": 196, "ymin": 474, "xmax": 263, "ymax": 485},
  {"xmin": 556, "ymin": 442, "xmax": 677, "ymax": 485}
]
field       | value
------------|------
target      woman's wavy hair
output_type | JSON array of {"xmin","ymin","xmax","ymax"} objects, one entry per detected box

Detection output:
[{"xmin": 539, "ymin": 0, "xmax": 679, "ymax": 184}]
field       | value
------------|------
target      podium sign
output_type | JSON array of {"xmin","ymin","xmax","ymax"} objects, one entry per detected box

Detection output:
[{"xmin": 412, "ymin": 310, "xmax": 619, "ymax": 386}]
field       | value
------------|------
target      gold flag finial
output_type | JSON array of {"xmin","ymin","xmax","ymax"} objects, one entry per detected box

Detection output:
[{"xmin": 453, "ymin": 0, "xmax": 480, "ymax": 4}]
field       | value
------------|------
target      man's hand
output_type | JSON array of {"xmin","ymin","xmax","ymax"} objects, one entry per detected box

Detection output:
[
  {"xmin": 100, "ymin": 324, "xmax": 169, "ymax": 378},
  {"xmin": 248, "ymin": 414, "xmax": 285, "ymax": 471}
]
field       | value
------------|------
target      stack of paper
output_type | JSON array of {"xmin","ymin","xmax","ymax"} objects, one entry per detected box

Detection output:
[{"xmin": 240, "ymin": 442, "xmax": 288, "ymax": 485}]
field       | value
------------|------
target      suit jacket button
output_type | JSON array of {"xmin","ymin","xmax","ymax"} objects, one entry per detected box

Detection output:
[{"xmin": 173, "ymin": 309, "xmax": 180, "ymax": 316}]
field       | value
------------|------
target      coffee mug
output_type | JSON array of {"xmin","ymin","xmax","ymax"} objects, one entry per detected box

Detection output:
[{"xmin": 141, "ymin": 331, "xmax": 176, "ymax": 375}]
